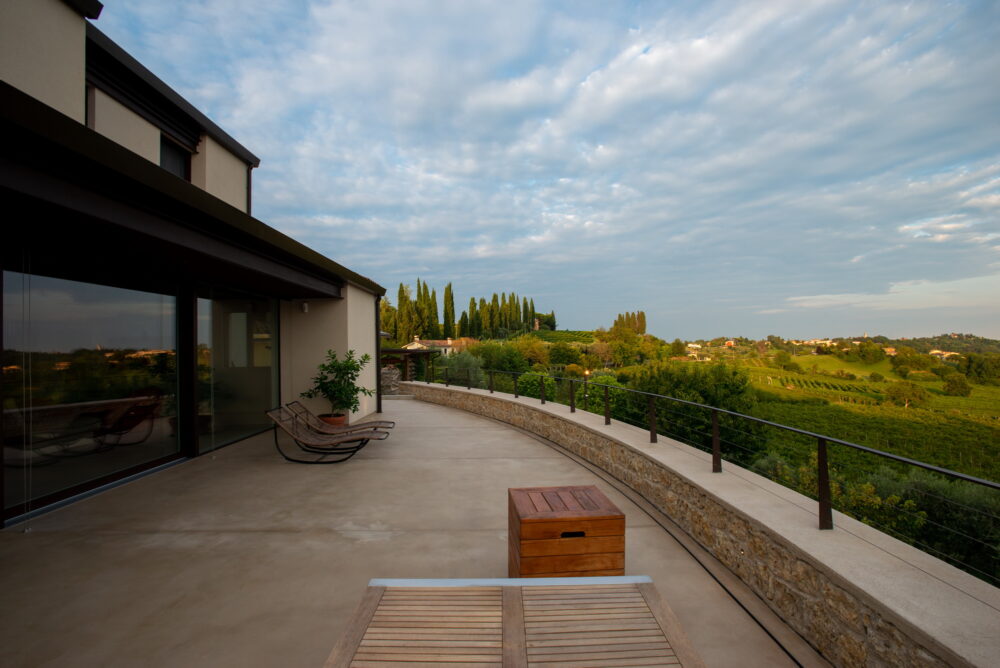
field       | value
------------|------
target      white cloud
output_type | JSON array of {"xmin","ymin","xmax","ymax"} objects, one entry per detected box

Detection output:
[
  {"xmin": 96, "ymin": 0, "xmax": 1000, "ymax": 337},
  {"xmin": 785, "ymin": 274, "xmax": 1000, "ymax": 311}
]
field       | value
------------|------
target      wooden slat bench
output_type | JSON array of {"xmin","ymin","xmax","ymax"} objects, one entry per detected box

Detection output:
[{"xmin": 325, "ymin": 576, "xmax": 705, "ymax": 668}]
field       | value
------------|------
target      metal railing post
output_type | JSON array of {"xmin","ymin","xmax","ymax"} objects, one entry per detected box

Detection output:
[
  {"xmin": 514, "ymin": 374, "xmax": 519, "ymax": 398},
  {"xmin": 444, "ymin": 367, "xmax": 450, "ymax": 387},
  {"xmin": 489, "ymin": 371, "xmax": 495, "ymax": 393},
  {"xmin": 817, "ymin": 438, "xmax": 833, "ymax": 530},
  {"xmin": 647, "ymin": 396, "xmax": 657, "ymax": 443},
  {"xmin": 540, "ymin": 374, "xmax": 546, "ymax": 404},
  {"xmin": 425, "ymin": 360, "xmax": 431, "ymax": 383},
  {"xmin": 712, "ymin": 410, "xmax": 722, "ymax": 473},
  {"xmin": 569, "ymin": 379, "xmax": 576, "ymax": 412},
  {"xmin": 466, "ymin": 368, "xmax": 471, "ymax": 390},
  {"xmin": 603, "ymin": 385, "xmax": 610, "ymax": 425}
]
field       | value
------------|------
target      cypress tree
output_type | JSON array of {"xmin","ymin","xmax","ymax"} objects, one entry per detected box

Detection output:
[
  {"xmin": 443, "ymin": 283, "xmax": 455, "ymax": 339},
  {"xmin": 480, "ymin": 297, "xmax": 490, "ymax": 338},
  {"xmin": 429, "ymin": 288, "xmax": 440, "ymax": 339},
  {"xmin": 397, "ymin": 283, "xmax": 415, "ymax": 343},
  {"xmin": 490, "ymin": 293, "xmax": 500, "ymax": 338},
  {"xmin": 469, "ymin": 297, "xmax": 479, "ymax": 338}
]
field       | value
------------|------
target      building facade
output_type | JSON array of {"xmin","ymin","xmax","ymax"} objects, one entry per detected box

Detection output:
[{"xmin": 1, "ymin": 0, "xmax": 385, "ymax": 522}]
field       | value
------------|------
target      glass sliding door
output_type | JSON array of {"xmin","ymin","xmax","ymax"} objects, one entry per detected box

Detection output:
[
  {"xmin": 196, "ymin": 290, "xmax": 277, "ymax": 451},
  {"xmin": 2, "ymin": 272, "xmax": 178, "ymax": 516}
]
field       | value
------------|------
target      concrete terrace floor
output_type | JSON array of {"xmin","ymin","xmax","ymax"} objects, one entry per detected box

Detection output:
[{"xmin": 0, "ymin": 398, "xmax": 803, "ymax": 668}]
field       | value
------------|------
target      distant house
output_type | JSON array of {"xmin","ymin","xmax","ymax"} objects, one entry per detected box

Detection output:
[
  {"xmin": 403, "ymin": 336, "xmax": 476, "ymax": 356},
  {"xmin": 805, "ymin": 339, "xmax": 835, "ymax": 347},
  {"xmin": 724, "ymin": 340, "xmax": 735, "ymax": 348},
  {"xmin": 686, "ymin": 343, "xmax": 702, "ymax": 349},
  {"xmin": 884, "ymin": 347, "xmax": 897, "ymax": 356},
  {"xmin": 929, "ymin": 350, "xmax": 959, "ymax": 359}
]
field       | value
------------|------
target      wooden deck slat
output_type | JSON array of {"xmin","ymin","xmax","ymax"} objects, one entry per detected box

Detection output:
[
  {"xmin": 502, "ymin": 585, "xmax": 527, "ymax": 667},
  {"xmin": 351, "ymin": 663, "xmax": 502, "ymax": 668},
  {"xmin": 330, "ymin": 580, "xmax": 702, "ymax": 667}
]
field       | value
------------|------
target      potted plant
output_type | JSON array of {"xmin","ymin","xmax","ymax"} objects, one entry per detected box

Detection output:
[{"xmin": 300, "ymin": 349, "xmax": 374, "ymax": 425}]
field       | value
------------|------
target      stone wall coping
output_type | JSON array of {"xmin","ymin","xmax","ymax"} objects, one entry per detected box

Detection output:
[{"xmin": 401, "ymin": 381, "xmax": 1000, "ymax": 667}]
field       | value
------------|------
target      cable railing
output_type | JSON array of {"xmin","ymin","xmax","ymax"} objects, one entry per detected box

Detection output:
[{"xmin": 424, "ymin": 364, "xmax": 1000, "ymax": 585}]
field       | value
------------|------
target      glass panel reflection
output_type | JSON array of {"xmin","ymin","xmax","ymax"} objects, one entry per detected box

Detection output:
[
  {"xmin": 197, "ymin": 292, "xmax": 277, "ymax": 451},
  {"xmin": 2, "ymin": 272, "xmax": 178, "ymax": 514}
]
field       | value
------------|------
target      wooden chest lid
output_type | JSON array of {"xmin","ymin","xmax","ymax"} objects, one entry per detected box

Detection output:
[{"xmin": 509, "ymin": 485, "xmax": 623, "ymax": 522}]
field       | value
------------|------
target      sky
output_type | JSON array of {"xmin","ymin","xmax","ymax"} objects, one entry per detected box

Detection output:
[{"xmin": 96, "ymin": 0, "xmax": 1000, "ymax": 341}]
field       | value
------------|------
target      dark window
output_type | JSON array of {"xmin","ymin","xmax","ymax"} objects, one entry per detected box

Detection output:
[{"xmin": 159, "ymin": 135, "xmax": 191, "ymax": 181}]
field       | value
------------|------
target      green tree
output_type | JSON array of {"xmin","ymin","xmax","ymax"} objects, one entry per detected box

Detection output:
[
  {"xmin": 380, "ymin": 298, "xmax": 397, "ymax": 341},
  {"xmin": 857, "ymin": 341, "xmax": 887, "ymax": 364},
  {"xmin": 490, "ymin": 293, "xmax": 501, "ymax": 337},
  {"xmin": 669, "ymin": 338, "xmax": 686, "ymax": 357},
  {"xmin": 428, "ymin": 288, "xmax": 441, "ymax": 339},
  {"xmin": 396, "ymin": 283, "xmax": 415, "ymax": 343},
  {"xmin": 511, "ymin": 335, "xmax": 549, "ymax": 366},
  {"xmin": 884, "ymin": 381, "xmax": 929, "ymax": 408},
  {"xmin": 959, "ymin": 353, "xmax": 1000, "ymax": 384},
  {"xmin": 468, "ymin": 342, "xmax": 528, "ymax": 372},
  {"xmin": 549, "ymin": 342, "xmax": 581, "ymax": 366},
  {"xmin": 469, "ymin": 297, "xmax": 480, "ymax": 338},
  {"xmin": 479, "ymin": 297, "xmax": 490, "ymax": 338},
  {"xmin": 442, "ymin": 283, "xmax": 455, "ymax": 339},
  {"xmin": 943, "ymin": 373, "xmax": 972, "ymax": 397},
  {"xmin": 437, "ymin": 351, "xmax": 483, "ymax": 387}
]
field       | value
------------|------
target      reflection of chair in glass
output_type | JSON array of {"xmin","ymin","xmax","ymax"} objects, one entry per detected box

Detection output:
[
  {"xmin": 285, "ymin": 400, "xmax": 395, "ymax": 435},
  {"xmin": 266, "ymin": 406, "xmax": 388, "ymax": 464},
  {"xmin": 93, "ymin": 399, "xmax": 161, "ymax": 447}
]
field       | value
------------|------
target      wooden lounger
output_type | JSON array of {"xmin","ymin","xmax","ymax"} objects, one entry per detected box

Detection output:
[
  {"xmin": 265, "ymin": 406, "xmax": 387, "ymax": 464},
  {"xmin": 285, "ymin": 400, "xmax": 396, "ymax": 434}
]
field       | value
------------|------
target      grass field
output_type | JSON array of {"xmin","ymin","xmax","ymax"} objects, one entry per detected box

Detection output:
[
  {"xmin": 791, "ymin": 354, "xmax": 897, "ymax": 378},
  {"xmin": 528, "ymin": 330, "xmax": 595, "ymax": 343}
]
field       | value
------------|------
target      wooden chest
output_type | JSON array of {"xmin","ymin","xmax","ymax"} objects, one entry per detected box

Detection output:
[{"xmin": 508, "ymin": 485, "xmax": 625, "ymax": 578}]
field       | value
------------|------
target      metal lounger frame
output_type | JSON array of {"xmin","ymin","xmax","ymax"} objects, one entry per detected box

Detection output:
[{"xmin": 265, "ymin": 406, "xmax": 388, "ymax": 464}]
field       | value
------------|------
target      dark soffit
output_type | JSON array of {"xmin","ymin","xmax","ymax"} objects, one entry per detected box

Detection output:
[{"xmin": 61, "ymin": 0, "xmax": 103, "ymax": 20}]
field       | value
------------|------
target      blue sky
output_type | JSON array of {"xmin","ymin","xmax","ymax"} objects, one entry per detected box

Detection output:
[{"xmin": 97, "ymin": 1, "xmax": 1000, "ymax": 340}]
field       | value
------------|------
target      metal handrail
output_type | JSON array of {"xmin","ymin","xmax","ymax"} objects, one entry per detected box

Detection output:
[{"xmin": 425, "ymin": 367, "xmax": 999, "ymax": 534}]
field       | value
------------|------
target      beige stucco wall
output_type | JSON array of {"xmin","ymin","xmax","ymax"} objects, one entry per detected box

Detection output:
[
  {"xmin": 342, "ymin": 284, "xmax": 378, "ymax": 419},
  {"xmin": 278, "ymin": 285, "xmax": 378, "ymax": 422},
  {"xmin": 90, "ymin": 88, "xmax": 161, "ymax": 163},
  {"xmin": 0, "ymin": 0, "xmax": 86, "ymax": 123},
  {"xmin": 191, "ymin": 134, "xmax": 248, "ymax": 212}
]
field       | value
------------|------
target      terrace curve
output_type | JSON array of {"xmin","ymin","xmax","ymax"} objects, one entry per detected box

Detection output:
[
  {"xmin": 2, "ymin": 397, "xmax": 810, "ymax": 667},
  {"xmin": 402, "ymin": 380, "xmax": 1000, "ymax": 667}
]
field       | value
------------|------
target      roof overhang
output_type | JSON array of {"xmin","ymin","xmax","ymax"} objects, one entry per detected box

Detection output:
[{"xmin": 0, "ymin": 81, "xmax": 385, "ymax": 299}]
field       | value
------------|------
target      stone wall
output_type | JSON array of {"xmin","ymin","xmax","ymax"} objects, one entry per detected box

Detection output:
[{"xmin": 403, "ymin": 382, "xmax": 970, "ymax": 668}]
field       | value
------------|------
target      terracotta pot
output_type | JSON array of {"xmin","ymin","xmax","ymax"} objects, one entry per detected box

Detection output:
[{"xmin": 319, "ymin": 413, "xmax": 347, "ymax": 426}]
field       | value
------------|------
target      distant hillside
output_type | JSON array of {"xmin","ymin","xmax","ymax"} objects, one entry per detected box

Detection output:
[{"xmin": 870, "ymin": 333, "xmax": 1000, "ymax": 354}]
